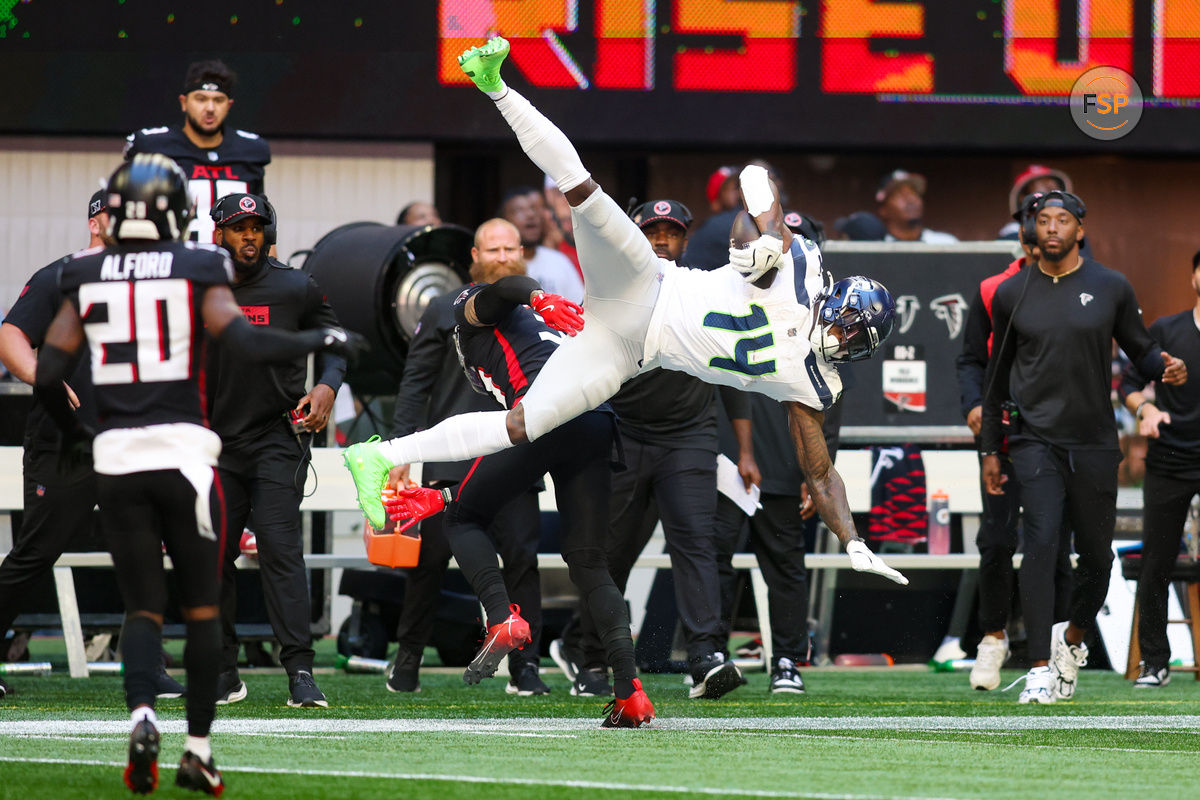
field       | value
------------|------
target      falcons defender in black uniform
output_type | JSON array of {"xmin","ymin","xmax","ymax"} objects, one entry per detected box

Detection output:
[
  {"xmin": 34, "ymin": 154, "xmax": 359, "ymax": 795},
  {"xmin": 124, "ymin": 59, "xmax": 269, "ymax": 244},
  {"xmin": 385, "ymin": 275, "xmax": 655, "ymax": 728}
]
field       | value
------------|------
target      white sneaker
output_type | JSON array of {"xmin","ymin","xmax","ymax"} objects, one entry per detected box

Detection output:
[
  {"xmin": 1049, "ymin": 621, "xmax": 1088, "ymax": 701},
  {"xmin": 970, "ymin": 634, "xmax": 1010, "ymax": 691},
  {"xmin": 1016, "ymin": 666, "xmax": 1056, "ymax": 704},
  {"xmin": 932, "ymin": 636, "xmax": 968, "ymax": 664}
]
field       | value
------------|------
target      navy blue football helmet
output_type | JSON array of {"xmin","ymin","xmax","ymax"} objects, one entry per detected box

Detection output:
[{"xmin": 811, "ymin": 276, "xmax": 896, "ymax": 363}]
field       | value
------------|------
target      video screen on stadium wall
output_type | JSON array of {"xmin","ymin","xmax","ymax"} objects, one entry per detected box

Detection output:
[{"xmin": 2, "ymin": 0, "xmax": 1198, "ymax": 152}]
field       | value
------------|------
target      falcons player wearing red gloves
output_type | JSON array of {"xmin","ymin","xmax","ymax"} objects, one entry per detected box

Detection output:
[{"xmin": 386, "ymin": 274, "xmax": 653, "ymax": 728}]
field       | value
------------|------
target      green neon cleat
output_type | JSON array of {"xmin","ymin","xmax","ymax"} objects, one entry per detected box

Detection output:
[
  {"xmin": 458, "ymin": 36, "xmax": 510, "ymax": 94},
  {"xmin": 343, "ymin": 435, "xmax": 391, "ymax": 530}
]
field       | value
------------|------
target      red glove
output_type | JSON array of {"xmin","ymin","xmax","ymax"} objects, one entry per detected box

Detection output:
[
  {"xmin": 384, "ymin": 486, "xmax": 451, "ymax": 532},
  {"xmin": 530, "ymin": 291, "xmax": 584, "ymax": 336}
]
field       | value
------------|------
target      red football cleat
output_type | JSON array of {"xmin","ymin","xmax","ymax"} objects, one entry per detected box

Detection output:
[
  {"xmin": 463, "ymin": 604, "xmax": 531, "ymax": 685},
  {"xmin": 123, "ymin": 718, "xmax": 159, "ymax": 794},
  {"xmin": 602, "ymin": 678, "xmax": 655, "ymax": 728}
]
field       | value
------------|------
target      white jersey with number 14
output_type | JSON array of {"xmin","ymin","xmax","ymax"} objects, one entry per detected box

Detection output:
[{"xmin": 643, "ymin": 237, "xmax": 841, "ymax": 410}]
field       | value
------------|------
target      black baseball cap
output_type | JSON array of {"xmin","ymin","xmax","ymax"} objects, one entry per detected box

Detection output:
[
  {"xmin": 784, "ymin": 210, "xmax": 825, "ymax": 247},
  {"xmin": 88, "ymin": 189, "xmax": 106, "ymax": 219},
  {"xmin": 630, "ymin": 199, "xmax": 693, "ymax": 232}
]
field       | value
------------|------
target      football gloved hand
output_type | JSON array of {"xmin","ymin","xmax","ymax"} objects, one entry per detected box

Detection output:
[
  {"xmin": 320, "ymin": 327, "xmax": 369, "ymax": 364},
  {"xmin": 846, "ymin": 539, "xmax": 909, "ymax": 586},
  {"xmin": 728, "ymin": 233, "xmax": 783, "ymax": 282},
  {"xmin": 385, "ymin": 486, "xmax": 452, "ymax": 533},
  {"xmin": 530, "ymin": 291, "xmax": 585, "ymax": 336}
]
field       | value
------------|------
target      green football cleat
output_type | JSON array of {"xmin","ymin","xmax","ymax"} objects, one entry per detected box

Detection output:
[
  {"xmin": 458, "ymin": 36, "xmax": 510, "ymax": 94},
  {"xmin": 343, "ymin": 435, "xmax": 392, "ymax": 530}
]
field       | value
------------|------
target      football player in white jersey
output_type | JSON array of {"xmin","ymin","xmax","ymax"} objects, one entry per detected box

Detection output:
[{"xmin": 347, "ymin": 37, "xmax": 906, "ymax": 586}]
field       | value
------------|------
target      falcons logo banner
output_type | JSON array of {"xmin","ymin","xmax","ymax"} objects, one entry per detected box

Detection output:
[
  {"xmin": 893, "ymin": 295, "xmax": 920, "ymax": 335},
  {"xmin": 930, "ymin": 294, "xmax": 967, "ymax": 339}
]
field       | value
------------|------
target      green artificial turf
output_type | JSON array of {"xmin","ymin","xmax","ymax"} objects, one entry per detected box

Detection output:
[{"xmin": 3, "ymin": 663, "xmax": 1199, "ymax": 800}]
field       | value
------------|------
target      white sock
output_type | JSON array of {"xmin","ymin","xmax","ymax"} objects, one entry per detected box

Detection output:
[
  {"xmin": 377, "ymin": 411, "xmax": 514, "ymax": 465},
  {"xmin": 131, "ymin": 705, "xmax": 157, "ymax": 726},
  {"xmin": 185, "ymin": 735, "xmax": 212, "ymax": 761},
  {"xmin": 493, "ymin": 88, "xmax": 591, "ymax": 193}
]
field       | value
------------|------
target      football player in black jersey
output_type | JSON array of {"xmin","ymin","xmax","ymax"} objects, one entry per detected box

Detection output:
[
  {"xmin": 124, "ymin": 59, "xmax": 270, "ymax": 244},
  {"xmin": 33, "ymin": 154, "xmax": 359, "ymax": 795},
  {"xmin": 206, "ymin": 192, "xmax": 347, "ymax": 709},
  {"xmin": 384, "ymin": 276, "xmax": 655, "ymax": 727}
]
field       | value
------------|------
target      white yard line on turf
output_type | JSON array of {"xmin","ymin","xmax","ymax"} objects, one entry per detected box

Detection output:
[
  {"xmin": 737, "ymin": 731, "xmax": 1197, "ymax": 755},
  {"xmin": 0, "ymin": 756, "xmax": 975, "ymax": 800},
  {"xmin": 2, "ymin": 715, "xmax": 1200, "ymax": 735}
]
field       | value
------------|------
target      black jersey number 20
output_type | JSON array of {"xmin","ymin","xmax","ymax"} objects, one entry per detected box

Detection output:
[{"xmin": 78, "ymin": 279, "xmax": 194, "ymax": 385}]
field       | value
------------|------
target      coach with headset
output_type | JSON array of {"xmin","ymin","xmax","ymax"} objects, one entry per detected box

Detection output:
[
  {"xmin": 980, "ymin": 190, "xmax": 1187, "ymax": 704},
  {"xmin": 207, "ymin": 193, "xmax": 347, "ymax": 708}
]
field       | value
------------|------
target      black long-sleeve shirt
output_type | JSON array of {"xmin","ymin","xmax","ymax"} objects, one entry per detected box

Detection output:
[
  {"xmin": 981, "ymin": 258, "xmax": 1164, "ymax": 453},
  {"xmin": 956, "ymin": 258, "xmax": 1024, "ymax": 419},
  {"xmin": 389, "ymin": 286, "xmax": 505, "ymax": 484},
  {"xmin": 207, "ymin": 257, "xmax": 345, "ymax": 453},
  {"xmin": 1119, "ymin": 309, "xmax": 1200, "ymax": 479}
]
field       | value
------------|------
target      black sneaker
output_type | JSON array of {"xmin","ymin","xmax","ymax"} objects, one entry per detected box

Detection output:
[
  {"xmin": 1134, "ymin": 662, "xmax": 1170, "ymax": 688},
  {"xmin": 571, "ymin": 668, "xmax": 613, "ymax": 697},
  {"xmin": 176, "ymin": 750, "xmax": 225, "ymax": 796},
  {"xmin": 770, "ymin": 657, "xmax": 806, "ymax": 694},
  {"xmin": 0, "ymin": 676, "xmax": 9, "ymax": 699},
  {"xmin": 123, "ymin": 718, "xmax": 160, "ymax": 794},
  {"xmin": 549, "ymin": 638, "xmax": 580, "ymax": 682},
  {"xmin": 505, "ymin": 662, "xmax": 550, "ymax": 696},
  {"xmin": 688, "ymin": 652, "xmax": 743, "ymax": 699},
  {"xmin": 215, "ymin": 670, "xmax": 247, "ymax": 705},
  {"xmin": 154, "ymin": 669, "xmax": 186, "ymax": 699},
  {"xmin": 287, "ymin": 669, "xmax": 328, "ymax": 708},
  {"xmin": 386, "ymin": 649, "xmax": 422, "ymax": 693}
]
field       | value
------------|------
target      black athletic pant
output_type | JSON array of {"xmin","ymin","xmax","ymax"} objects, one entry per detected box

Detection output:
[
  {"xmin": 394, "ymin": 486, "xmax": 542, "ymax": 670},
  {"xmin": 1137, "ymin": 469, "xmax": 1200, "ymax": 668},
  {"xmin": 99, "ymin": 469, "xmax": 220, "ymax": 737},
  {"xmin": 577, "ymin": 439, "xmax": 721, "ymax": 665},
  {"xmin": 446, "ymin": 411, "xmax": 635, "ymax": 681},
  {"xmin": 217, "ymin": 431, "xmax": 314, "ymax": 675},
  {"xmin": 0, "ymin": 449, "xmax": 99, "ymax": 636},
  {"xmin": 975, "ymin": 452, "xmax": 1073, "ymax": 633},
  {"xmin": 1010, "ymin": 439, "xmax": 1120, "ymax": 661},
  {"xmin": 713, "ymin": 492, "xmax": 810, "ymax": 663}
]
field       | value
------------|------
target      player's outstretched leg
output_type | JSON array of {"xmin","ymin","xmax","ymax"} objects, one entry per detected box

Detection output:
[{"xmin": 458, "ymin": 36, "xmax": 510, "ymax": 94}]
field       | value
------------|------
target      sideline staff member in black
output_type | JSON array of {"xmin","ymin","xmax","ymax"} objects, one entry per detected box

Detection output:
[
  {"xmin": 981, "ymin": 190, "xmax": 1186, "ymax": 704},
  {"xmin": 207, "ymin": 193, "xmax": 346, "ymax": 708},
  {"xmin": 1118, "ymin": 249, "xmax": 1200, "ymax": 688}
]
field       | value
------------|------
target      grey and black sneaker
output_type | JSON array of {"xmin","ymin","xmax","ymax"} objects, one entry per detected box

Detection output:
[
  {"xmin": 154, "ymin": 668, "xmax": 186, "ymax": 699},
  {"xmin": 214, "ymin": 669, "xmax": 247, "ymax": 705},
  {"xmin": 506, "ymin": 662, "xmax": 551, "ymax": 696},
  {"xmin": 176, "ymin": 750, "xmax": 225, "ymax": 796},
  {"xmin": 549, "ymin": 638, "xmax": 580, "ymax": 682},
  {"xmin": 688, "ymin": 652, "xmax": 743, "ymax": 699},
  {"xmin": 1133, "ymin": 662, "xmax": 1170, "ymax": 688},
  {"xmin": 123, "ymin": 718, "xmax": 160, "ymax": 795},
  {"xmin": 287, "ymin": 669, "xmax": 328, "ymax": 708},
  {"xmin": 571, "ymin": 668, "xmax": 613, "ymax": 697},
  {"xmin": 769, "ymin": 657, "xmax": 806, "ymax": 694},
  {"xmin": 386, "ymin": 648, "xmax": 423, "ymax": 693}
]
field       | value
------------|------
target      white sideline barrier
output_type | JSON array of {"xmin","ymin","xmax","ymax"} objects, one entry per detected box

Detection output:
[{"xmin": 0, "ymin": 445, "xmax": 998, "ymax": 677}]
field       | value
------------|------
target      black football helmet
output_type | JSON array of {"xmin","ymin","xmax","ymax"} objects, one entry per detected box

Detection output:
[{"xmin": 105, "ymin": 153, "xmax": 193, "ymax": 242}]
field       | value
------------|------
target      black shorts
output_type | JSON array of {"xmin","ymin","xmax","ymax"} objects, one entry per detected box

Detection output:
[{"xmin": 98, "ymin": 469, "xmax": 222, "ymax": 613}]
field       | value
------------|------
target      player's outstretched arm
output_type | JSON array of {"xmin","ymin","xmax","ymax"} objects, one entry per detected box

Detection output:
[
  {"xmin": 785, "ymin": 400, "xmax": 909, "ymax": 586},
  {"xmin": 203, "ymin": 285, "xmax": 365, "ymax": 363},
  {"xmin": 729, "ymin": 165, "xmax": 791, "ymax": 284}
]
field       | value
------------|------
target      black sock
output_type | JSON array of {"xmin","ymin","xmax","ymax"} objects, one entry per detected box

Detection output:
[
  {"xmin": 122, "ymin": 615, "xmax": 162, "ymax": 711},
  {"xmin": 184, "ymin": 618, "xmax": 221, "ymax": 737},
  {"xmin": 446, "ymin": 524, "xmax": 511, "ymax": 626},
  {"xmin": 614, "ymin": 678, "xmax": 636, "ymax": 700}
]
